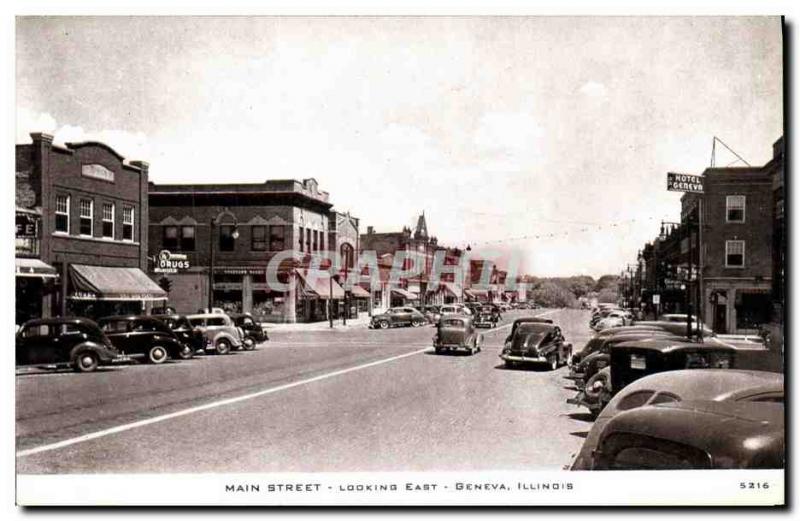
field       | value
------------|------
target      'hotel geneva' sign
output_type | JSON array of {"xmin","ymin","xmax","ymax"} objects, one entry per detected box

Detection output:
[{"xmin": 667, "ymin": 172, "xmax": 704, "ymax": 194}]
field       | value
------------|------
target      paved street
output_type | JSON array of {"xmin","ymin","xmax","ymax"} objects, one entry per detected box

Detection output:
[{"xmin": 16, "ymin": 309, "xmax": 594, "ymax": 474}]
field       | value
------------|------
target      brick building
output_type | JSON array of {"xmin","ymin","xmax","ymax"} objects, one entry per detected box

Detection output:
[
  {"xmin": 148, "ymin": 178, "xmax": 348, "ymax": 323},
  {"xmin": 15, "ymin": 133, "xmax": 163, "ymax": 323}
]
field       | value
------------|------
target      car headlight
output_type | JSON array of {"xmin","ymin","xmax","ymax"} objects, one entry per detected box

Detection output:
[{"xmin": 591, "ymin": 380, "xmax": 605, "ymax": 391}]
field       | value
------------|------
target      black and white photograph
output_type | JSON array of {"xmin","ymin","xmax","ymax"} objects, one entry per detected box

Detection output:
[{"xmin": 10, "ymin": 10, "xmax": 786, "ymax": 507}]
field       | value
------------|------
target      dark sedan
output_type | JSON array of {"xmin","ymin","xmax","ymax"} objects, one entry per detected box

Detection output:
[
  {"xmin": 499, "ymin": 322, "xmax": 572, "ymax": 370},
  {"xmin": 98, "ymin": 315, "xmax": 191, "ymax": 364},
  {"xmin": 160, "ymin": 314, "xmax": 205, "ymax": 355},
  {"xmin": 16, "ymin": 318, "xmax": 124, "ymax": 372}
]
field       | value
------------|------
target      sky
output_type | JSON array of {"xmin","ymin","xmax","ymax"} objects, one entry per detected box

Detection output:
[{"xmin": 15, "ymin": 16, "xmax": 783, "ymax": 277}]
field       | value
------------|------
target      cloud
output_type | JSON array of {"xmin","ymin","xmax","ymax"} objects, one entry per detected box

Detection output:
[{"xmin": 579, "ymin": 80, "xmax": 608, "ymax": 98}]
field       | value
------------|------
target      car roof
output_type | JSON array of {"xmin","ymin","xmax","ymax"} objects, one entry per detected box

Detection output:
[
  {"xmin": 516, "ymin": 322, "xmax": 555, "ymax": 333},
  {"xmin": 596, "ymin": 325, "xmax": 666, "ymax": 337},
  {"xmin": 615, "ymin": 369, "xmax": 783, "ymax": 403},
  {"xmin": 22, "ymin": 317, "xmax": 99, "ymax": 327},
  {"xmin": 186, "ymin": 313, "xmax": 231, "ymax": 319},
  {"xmin": 611, "ymin": 338, "xmax": 735, "ymax": 353},
  {"xmin": 513, "ymin": 317, "xmax": 554, "ymax": 326},
  {"xmin": 98, "ymin": 315, "xmax": 160, "ymax": 322}
]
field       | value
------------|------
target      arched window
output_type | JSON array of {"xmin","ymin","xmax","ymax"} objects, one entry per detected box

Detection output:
[{"xmin": 340, "ymin": 243, "xmax": 355, "ymax": 269}]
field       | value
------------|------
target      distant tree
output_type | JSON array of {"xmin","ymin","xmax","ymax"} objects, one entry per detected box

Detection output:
[
  {"xmin": 596, "ymin": 288, "xmax": 619, "ymax": 304},
  {"xmin": 595, "ymin": 274, "xmax": 620, "ymax": 292}
]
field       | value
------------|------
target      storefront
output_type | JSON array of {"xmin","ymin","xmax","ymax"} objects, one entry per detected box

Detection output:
[
  {"xmin": 297, "ymin": 269, "xmax": 345, "ymax": 322},
  {"xmin": 390, "ymin": 288, "xmax": 418, "ymax": 307},
  {"xmin": 15, "ymin": 258, "xmax": 58, "ymax": 325},
  {"xmin": 66, "ymin": 264, "xmax": 167, "ymax": 319}
]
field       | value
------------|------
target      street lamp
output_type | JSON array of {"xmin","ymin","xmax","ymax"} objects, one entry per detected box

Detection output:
[
  {"xmin": 460, "ymin": 244, "xmax": 471, "ymax": 304},
  {"xmin": 208, "ymin": 215, "xmax": 239, "ymax": 312}
]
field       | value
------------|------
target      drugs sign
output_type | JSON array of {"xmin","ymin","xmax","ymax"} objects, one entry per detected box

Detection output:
[
  {"xmin": 667, "ymin": 172, "xmax": 704, "ymax": 193},
  {"xmin": 154, "ymin": 250, "xmax": 190, "ymax": 273}
]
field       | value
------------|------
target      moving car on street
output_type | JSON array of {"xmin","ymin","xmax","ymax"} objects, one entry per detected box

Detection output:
[
  {"xmin": 16, "ymin": 317, "xmax": 124, "ymax": 373},
  {"xmin": 98, "ymin": 315, "xmax": 192, "ymax": 364},
  {"xmin": 473, "ymin": 305, "xmax": 499, "ymax": 328},
  {"xmin": 433, "ymin": 314, "xmax": 483, "ymax": 355},
  {"xmin": 229, "ymin": 313, "xmax": 268, "ymax": 350},
  {"xmin": 186, "ymin": 313, "xmax": 245, "ymax": 354},
  {"xmin": 500, "ymin": 322, "xmax": 572, "ymax": 370},
  {"xmin": 567, "ymin": 338, "xmax": 737, "ymax": 416},
  {"xmin": 369, "ymin": 307, "xmax": 427, "ymax": 329},
  {"xmin": 441, "ymin": 304, "xmax": 472, "ymax": 317},
  {"xmin": 571, "ymin": 370, "xmax": 784, "ymax": 470}
]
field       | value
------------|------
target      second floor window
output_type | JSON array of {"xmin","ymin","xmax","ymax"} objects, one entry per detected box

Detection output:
[
  {"xmin": 726, "ymin": 240, "xmax": 745, "ymax": 268},
  {"xmin": 122, "ymin": 206, "xmax": 134, "ymax": 241},
  {"xmin": 163, "ymin": 226, "xmax": 179, "ymax": 250},
  {"xmin": 269, "ymin": 225, "xmax": 285, "ymax": 251},
  {"xmin": 298, "ymin": 226, "xmax": 304, "ymax": 252},
  {"xmin": 251, "ymin": 225, "xmax": 267, "ymax": 251},
  {"xmin": 181, "ymin": 225, "xmax": 195, "ymax": 251},
  {"xmin": 313, "ymin": 230, "xmax": 318, "ymax": 251},
  {"xmin": 306, "ymin": 228, "xmax": 311, "ymax": 253},
  {"xmin": 79, "ymin": 199, "xmax": 93, "ymax": 236},
  {"xmin": 219, "ymin": 225, "xmax": 235, "ymax": 252},
  {"xmin": 726, "ymin": 195, "xmax": 746, "ymax": 223},
  {"xmin": 102, "ymin": 203, "xmax": 114, "ymax": 239},
  {"xmin": 55, "ymin": 195, "xmax": 69, "ymax": 233}
]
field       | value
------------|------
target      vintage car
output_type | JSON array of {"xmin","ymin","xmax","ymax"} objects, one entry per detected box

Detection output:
[
  {"xmin": 186, "ymin": 313, "xmax": 244, "ymax": 354},
  {"xmin": 369, "ymin": 307, "xmax": 427, "ymax": 329},
  {"xmin": 571, "ymin": 369, "xmax": 784, "ymax": 470},
  {"xmin": 473, "ymin": 305, "xmax": 499, "ymax": 328},
  {"xmin": 159, "ymin": 314, "xmax": 206, "ymax": 354},
  {"xmin": 229, "ymin": 313, "xmax": 269, "ymax": 350},
  {"xmin": 16, "ymin": 318, "xmax": 125, "ymax": 373},
  {"xmin": 632, "ymin": 319, "xmax": 714, "ymax": 338},
  {"xmin": 441, "ymin": 304, "xmax": 473, "ymax": 317},
  {"xmin": 500, "ymin": 322, "xmax": 571, "ymax": 370},
  {"xmin": 567, "ymin": 338, "xmax": 737, "ymax": 416},
  {"xmin": 504, "ymin": 316, "xmax": 555, "ymax": 344},
  {"xmin": 98, "ymin": 315, "xmax": 192, "ymax": 364},
  {"xmin": 566, "ymin": 331, "xmax": 683, "ymax": 388},
  {"xmin": 433, "ymin": 315, "xmax": 483, "ymax": 355},
  {"xmin": 422, "ymin": 305, "xmax": 442, "ymax": 324},
  {"xmin": 570, "ymin": 325, "xmax": 671, "ymax": 366}
]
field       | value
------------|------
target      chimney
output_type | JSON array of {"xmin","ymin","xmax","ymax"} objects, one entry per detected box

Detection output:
[
  {"xmin": 30, "ymin": 132, "xmax": 54, "ymax": 145},
  {"xmin": 367, "ymin": 226, "xmax": 374, "ymax": 235}
]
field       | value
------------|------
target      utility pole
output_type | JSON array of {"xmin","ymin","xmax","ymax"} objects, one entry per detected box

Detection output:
[{"xmin": 686, "ymin": 216, "xmax": 693, "ymax": 340}]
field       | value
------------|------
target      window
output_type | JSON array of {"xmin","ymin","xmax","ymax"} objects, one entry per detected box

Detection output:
[
  {"xmin": 320, "ymin": 232, "xmax": 325, "ymax": 251},
  {"xmin": 219, "ymin": 225, "xmax": 235, "ymax": 252},
  {"xmin": 163, "ymin": 226, "xmax": 179, "ymax": 250},
  {"xmin": 306, "ymin": 228, "xmax": 311, "ymax": 253},
  {"xmin": 269, "ymin": 225, "xmax": 285, "ymax": 251},
  {"xmin": 726, "ymin": 240, "xmax": 745, "ymax": 267},
  {"xmin": 180, "ymin": 226, "xmax": 195, "ymax": 251},
  {"xmin": 298, "ymin": 226, "xmax": 304, "ymax": 252},
  {"xmin": 313, "ymin": 230, "xmax": 318, "ymax": 251},
  {"xmin": 101, "ymin": 321, "xmax": 129, "ymax": 334},
  {"xmin": 55, "ymin": 195, "xmax": 69, "ymax": 233},
  {"xmin": 251, "ymin": 225, "xmax": 267, "ymax": 251},
  {"xmin": 122, "ymin": 206, "xmax": 134, "ymax": 241},
  {"xmin": 207, "ymin": 317, "xmax": 226, "ymax": 326},
  {"xmin": 101, "ymin": 203, "xmax": 114, "ymax": 238},
  {"xmin": 726, "ymin": 195, "xmax": 746, "ymax": 223},
  {"xmin": 79, "ymin": 199, "xmax": 93, "ymax": 236},
  {"xmin": 615, "ymin": 390, "xmax": 655, "ymax": 411}
]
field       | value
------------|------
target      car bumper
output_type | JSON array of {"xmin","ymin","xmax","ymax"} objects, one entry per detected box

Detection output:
[
  {"xmin": 435, "ymin": 343, "xmax": 471, "ymax": 351},
  {"xmin": 110, "ymin": 352, "xmax": 143, "ymax": 364},
  {"xmin": 499, "ymin": 353, "xmax": 547, "ymax": 363},
  {"xmin": 474, "ymin": 320, "xmax": 495, "ymax": 327}
]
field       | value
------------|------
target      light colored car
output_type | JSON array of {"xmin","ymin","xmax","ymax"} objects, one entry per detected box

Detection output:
[
  {"xmin": 439, "ymin": 304, "xmax": 471, "ymax": 316},
  {"xmin": 186, "ymin": 313, "xmax": 244, "ymax": 354}
]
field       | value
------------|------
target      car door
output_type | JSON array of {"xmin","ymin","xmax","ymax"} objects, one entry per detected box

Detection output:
[
  {"xmin": 127, "ymin": 319, "xmax": 156, "ymax": 354},
  {"xmin": 102, "ymin": 320, "xmax": 133, "ymax": 354},
  {"xmin": 17, "ymin": 324, "xmax": 52, "ymax": 365},
  {"xmin": 58, "ymin": 323, "xmax": 89, "ymax": 363}
]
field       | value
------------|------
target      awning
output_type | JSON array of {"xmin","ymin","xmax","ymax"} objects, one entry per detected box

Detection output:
[
  {"xmin": 297, "ymin": 269, "xmax": 344, "ymax": 299},
  {"xmin": 16, "ymin": 258, "xmax": 58, "ymax": 278},
  {"xmin": 349, "ymin": 285, "xmax": 371, "ymax": 298},
  {"xmin": 464, "ymin": 289, "xmax": 490, "ymax": 302},
  {"xmin": 430, "ymin": 282, "xmax": 462, "ymax": 297},
  {"xmin": 391, "ymin": 288, "xmax": 419, "ymax": 300},
  {"xmin": 68, "ymin": 264, "xmax": 167, "ymax": 301}
]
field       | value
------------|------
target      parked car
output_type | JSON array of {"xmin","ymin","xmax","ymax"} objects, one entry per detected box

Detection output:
[
  {"xmin": 229, "ymin": 313, "xmax": 268, "ymax": 350},
  {"xmin": 98, "ymin": 315, "xmax": 191, "ymax": 364},
  {"xmin": 473, "ymin": 305, "xmax": 499, "ymax": 328},
  {"xmin": 632, "ymin": 320, "xmax": 714, "ymax": 337},
  {"xmin": 439, "ymin": 304, "xmax": 472, "ymax": 317},
  {"xmin": 160, "ymin": 314, "xmax": 206, "ymax": 354},
  {"xmin": 186, "ymin": 313, "xmax": 244, "ymax": 354},
  {"xmin": 567, "ymin": 338, "xmax": 737, "ymax": 416},
  {"xmin": 570, "ymin": 325, "xmax": 671, "ymax": 366},
  {"xmin": 571, "ymin": 369, "xmax": 784, "ymax": 470},
  {"xmin": 369, "ymin": 307, "xmax": 427, "ymax": 329},
  {"xmin": 16, "ymin": 317, "xmax": 124, "ymax": 373},
  {"xmin": 500, "ymin": 322, "xmax": 572, "ymax": 370},
  {"xmin": 432, "ymin": 314, "xmax": 483, "ymax": 355}
]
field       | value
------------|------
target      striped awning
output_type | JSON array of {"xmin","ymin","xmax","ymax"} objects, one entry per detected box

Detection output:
[
  {"xmin": 296, "ymin": 269, "xmax": 344, "ymax": 299},
  {"xmin": 68, "ymin": 264, "xmax": 167, "ymax": 301},
  {"xmin": 391, "ymin": 288, "xmax": 418, "ymax": 300},
  {"xmin": 349, "ymin": 285, "xmax": 371, "ymax": 298}
]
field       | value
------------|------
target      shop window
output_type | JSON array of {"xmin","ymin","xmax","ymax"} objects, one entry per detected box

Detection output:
[
  {"xmin": 102, "ymin": 202, "xmax": 114, "ymax": 238},
  {"xmin": 163, "ymin": 226, "xmax": 179, "ymax": 250},
  {"xmin": 180, "ymin": 225, "xmax": 195, "ymax": 251},
  {"xmin": 726, "ymin": 195, "xmax": 746, "ymax": 223},
  {"xmin": 269, "ymin": 225, "xmax": 285, "ymax": 251},
  {"xmin": 219, "ymin": 225, "xmax": 235, "ymax": 252},
  {"xmin": 122, "ymin": 206, "xmax": 134, "ymax": 241},
  {"xmin": 79, "ymin": 199, "xmax": 93, "ymax": 236},
  {"xmin": 251, "ymin": 225, "xmax": 267, "ymax": 251},
  {"xmin": 725, "ymin": 240, "xmax": 745, "ymax": 268},
  {"xmin": 55, "ymin": 195, "xmax": 69, "ymax": 233}
]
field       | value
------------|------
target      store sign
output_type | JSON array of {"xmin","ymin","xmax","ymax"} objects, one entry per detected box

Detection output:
[
  {"xmin": 652, "ymin": 294, "xmax": 660, "ymax": 305},
  {"xmin": 154, "ymin": 250, "xmax": 190, "ymax": 273},
  {"xmin": 16, "ymin": 214, "xmax": 38, "ymax": 238},
  {"xmin": 667, "ymin": 172, "xmax": 704, "ymax": 193}
]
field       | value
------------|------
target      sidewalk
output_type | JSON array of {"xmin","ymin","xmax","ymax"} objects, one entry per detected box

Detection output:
[{"xmin": 264, "ymin": 315, "xmax": 373, "ymax": 332}]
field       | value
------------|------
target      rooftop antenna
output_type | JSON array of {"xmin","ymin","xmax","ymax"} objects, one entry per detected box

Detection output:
[{"xmin": 710, "ymin": 136, "xmax": 751, "ymax": 168}]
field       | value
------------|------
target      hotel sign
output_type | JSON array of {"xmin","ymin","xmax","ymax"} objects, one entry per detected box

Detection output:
[
  {"xmin": 154, "ymin": 250, "xmax": 190, "ymax": 274},
  {"xmin": 667, "ymin": 172, "xmax": 704, "ymax": 194}
]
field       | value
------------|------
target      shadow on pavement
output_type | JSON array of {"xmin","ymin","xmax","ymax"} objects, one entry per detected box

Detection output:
[
  {"xmin": 566, "ymin": 412, "xmax": 596, "ymax": 423},
  {"xmin": 570, "ymin": 431, "xmax": 589, "ymax": 439}
]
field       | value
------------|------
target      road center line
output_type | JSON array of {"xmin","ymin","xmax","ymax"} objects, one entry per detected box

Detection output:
[{"xmin": 17, "ymin": 346, "xmax": 431, "ymax": 459}]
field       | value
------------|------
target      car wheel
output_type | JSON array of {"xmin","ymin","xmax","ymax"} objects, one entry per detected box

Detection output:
[
  {"xmin": 176, "ymin": 344, "xmax": 195, "ymax": 360},
  {"xmin": 411, "ymin": 319, "xmax": 423, "ymax": 327},
  {"xmin": 243, "ymin": 336, "xmax": 256, "ymax": 351},
  {"xmin": 148, "ymin": 345, "xmax": 169, "ymax": 364},
  {"xmin": 215, "ymin": 339, "xmax": 231, "ymax": 355},
  {"xmin": 379, "ymin": 320, "xmax": 390, "ymax": 329},
  {"xmin": 74, "ymin": 351, "xmax": 99, "ymax": 373}
]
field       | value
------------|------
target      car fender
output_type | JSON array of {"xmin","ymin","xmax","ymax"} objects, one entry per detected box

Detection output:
[
  {"xmin": 69, "ymin": 341, "xmax": 113, "ymax": 363},
  {"xmin": 212, "ymin": 331, "xmax": 242, "ymax": 346},
  {"xmin": 151, "ymin": 334, "xmax": 184, "ymax": 352}
]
